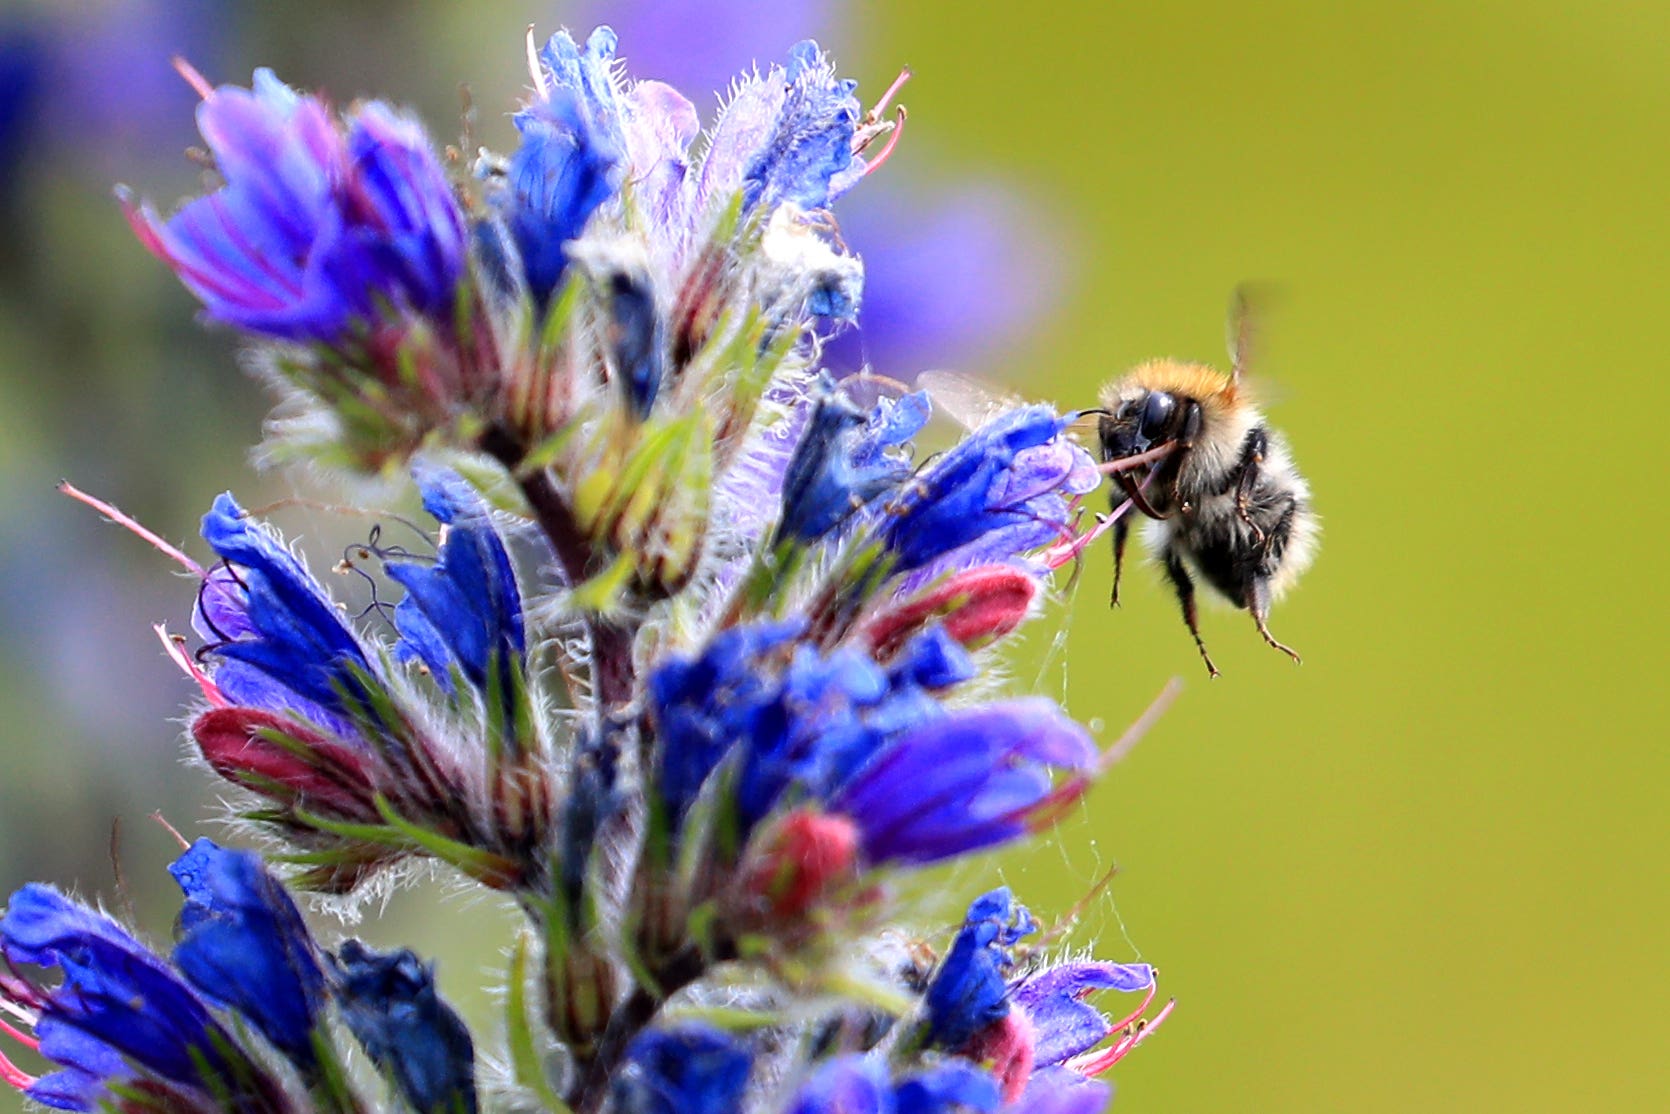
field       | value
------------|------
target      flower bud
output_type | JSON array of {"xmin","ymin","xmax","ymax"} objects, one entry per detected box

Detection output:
[
  {"xmin": 740, "ymin": 808, "xmax": 860, "ymax": 921},
  {"xmin": 863, "ymin": 564, "xmax": 1038, "ymax": 662},
  {"xmin": 190, "ymin": 706, "xmax": 378, "ymax": 821}
]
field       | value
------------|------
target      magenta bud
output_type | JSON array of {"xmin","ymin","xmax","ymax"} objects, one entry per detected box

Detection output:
[
  {"xmin": 963, "ymin": 1011, "xmax": 1037, "ymax": 1104},
  {"xmin": 864, "ymin": 564, "xmax": 1038, "ymax": 661},
  {"xmin": 191, "ymin": 707, "xmax": 378, "ymax": 820},
  {"xmin": 742, "ymin": 808, "xmax": 860, "ymax": 920}
]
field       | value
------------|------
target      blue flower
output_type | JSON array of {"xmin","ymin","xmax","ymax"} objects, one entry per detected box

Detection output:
[
  {"xmin": 0, "ymin": 886, "xmax": 247, "ymax": 1111},
  {"xmin": 197, "ymin": 492, "xmax": 381, "ymax": 734},
  {"xmin": 126, "ymin": 68, "xmax": 466, "ymax": 343},
  {"xmin": 490, "ymin": 29, "xmax": 624, "ymax": 304},
  {"xmin": 876, "ymin": 407, "xmax": 1094, "ymax": 575},
  {"xmin": 651, "ymin": 619, "xmax": 1090, "ymax": 867},
  {"xmin": 334, "ymin": 940, "xmax": 478, "ymax": 1114},
  {"xmin": 384, "ymin": 468, "xmax": 526, "ymax": 702},
  {"xmin": 167, "ymin": 839, "xmax": 327, "ymax": 1071},
  {"xmin": 777, "ymin": 380, "xmax": 928, "ymax": 544},
  {"xmin": 648, "ymin": 618, "xmax": 804, "ymax": 824},
  {"xmin": 787, "ymin": 1056, "xmax": 1000, "ymax": 1114},
  {"xmin": 922, "ymin": 888, "xmax": 1036, "ymax": 1050},
  {"xmin": 614, "ymin": 1025, "xmax": 753, "ymax": 1114},
  {"xmin": 571, "ymin": 0, "xmax": 1066, "ymax": 378},
  {"xmin": 692, "ymin": 39, "xmax": 864, "ymax": 219},
  {"xmin": 831, "ymin": 698, "xmax": 1097, "ymax": 866}
]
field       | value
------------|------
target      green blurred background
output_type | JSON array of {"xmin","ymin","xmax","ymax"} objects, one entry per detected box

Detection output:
[{"xmin": 1, "ymin": 0, "xmax": 1665, "ymax": 1111}]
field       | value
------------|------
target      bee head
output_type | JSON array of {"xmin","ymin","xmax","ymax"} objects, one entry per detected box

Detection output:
[{"xmin": 1098, "ymin": 390, "xmax": 1184, "ymax": 459}]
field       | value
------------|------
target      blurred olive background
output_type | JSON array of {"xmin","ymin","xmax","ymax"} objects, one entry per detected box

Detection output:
[{"xmin": 1, "ymin": 1, "xmax": 1665, "ymax": 1111}]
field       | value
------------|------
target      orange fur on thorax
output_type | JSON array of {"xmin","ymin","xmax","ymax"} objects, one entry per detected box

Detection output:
[{"xmin": 1108, "ymin": 359, "xmax": 1240, "ymax": 420}]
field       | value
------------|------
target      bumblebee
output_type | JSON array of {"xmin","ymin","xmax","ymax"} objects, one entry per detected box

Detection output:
[{"xmin": 1097, "ymin": 295, "xmax": 1317, "ymax": 676}]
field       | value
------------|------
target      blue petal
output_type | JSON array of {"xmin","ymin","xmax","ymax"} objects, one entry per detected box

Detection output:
[
  {"xmin": 335, "ymin": 940, "xmax": 478, "ymax": 1114},
  {"xmin": 616, "ymin": 1025, "xmax": 753, "ymax": 1114},
  {"xmin": 168, "ymin": 840, "xmax": 325, "ymax": 1069}
]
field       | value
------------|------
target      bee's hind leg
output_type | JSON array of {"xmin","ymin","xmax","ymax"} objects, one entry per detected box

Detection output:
[
  {"xmin": 1161, "ymin": 548, "xmax": 1219, "ymax": 677},
  {"xmin": 1246, "ymin": 576, "xmax": 1302, "ymax": 665},
  {"xmin": 1110, "ymin": 513, "xmax": 1130, "ymax": 607}
]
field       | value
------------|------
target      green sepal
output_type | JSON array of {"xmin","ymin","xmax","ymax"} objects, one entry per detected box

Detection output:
[{"xmin": 507, "ymin": 933, "xmax": 572, "ymax": 1114}]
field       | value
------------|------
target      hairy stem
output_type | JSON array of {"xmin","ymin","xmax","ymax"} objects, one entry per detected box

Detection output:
[
  {"xmin": 570, "ymin": 950, "xmax": 706, "ymax": 1114},
  {"xmin": 481, "ymin": 425, "xmax": 637, "ymax": 711}
]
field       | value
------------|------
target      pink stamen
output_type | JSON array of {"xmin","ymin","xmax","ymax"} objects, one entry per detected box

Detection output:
[
  {"xmin": 0, "ymin": 1049, "xmax": 35, "ymax": 1092},
  {"xmin": 172, "ymin": 56, "xmax": 215, "ymax": 100},
  {"xmin": 1100, "ymin": 678, "xmax": 1182, "ymax": 770},
  {"xmin": 1063, "ymin": 985, "xmax": 1176, "ymax": 1077},
  {"xmin": 863, "ymin": 107, "xmax": 908, "ymax": 177},
  {"xmin": 154, "ymin": 625, "xmax": 227, "ymax": 707},
  {"xmin": 59, "ymin": 482, "xmax": 205, "ymax": 577},
  {"xmin": 871, "ymin": 67, "xmax": 913, "ymax": 119},
  {"xmin": 0, "ymin": 1016, "xmax": 38, "ymax": 1055}
]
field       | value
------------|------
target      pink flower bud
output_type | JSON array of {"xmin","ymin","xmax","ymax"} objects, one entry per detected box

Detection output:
[
  {"xmin": 963, "ymin": 1011, "xmax": 1037, "ymax": 1104},
  {"xmin": 191, "ymin": 707, "xmax": 378, "ymax": 820},
  {"xmin": 863, "ymin": 564, "xmax": 1038, "ymax": 661},
  {"xmin": 741, "ymin": 808, "xmax": 860, "ymax": 920}
]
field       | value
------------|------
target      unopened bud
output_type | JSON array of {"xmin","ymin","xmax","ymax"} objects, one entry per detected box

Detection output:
[
  {"xmin": 741, "ymin": 808, "xmax": 860, "ymax": 921},
  {"xmin": 864, "ymin": 564, "xmax": 1038, "ymax": 662},
  {"xmin": 191, "ymin": 707, "xmax": 378, "ymax": 821}
]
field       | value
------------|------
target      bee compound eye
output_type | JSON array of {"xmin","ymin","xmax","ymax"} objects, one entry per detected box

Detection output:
[{"xmin": 1139, "ymin": 392, "xmax": 1177, "ymax": 439}]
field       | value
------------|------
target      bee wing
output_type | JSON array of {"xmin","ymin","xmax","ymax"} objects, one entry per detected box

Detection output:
[
  {"xmin": 918, "ymin": 370, "xmax": 1028, "ymax": 431},
  {"xmin": 1227, "ymin": 281, "xmax": 1283, "ymax": 386}
]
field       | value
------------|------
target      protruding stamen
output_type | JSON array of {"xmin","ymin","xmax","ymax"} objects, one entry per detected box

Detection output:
[
  {"xmin": 870, "ymin": 67, "xmax": 913, "ymax": 120},
  {"xmin": 172, "ymin": 56, "xmax": 215, "ymax": 100},
  {"xmin": 1100, "ymin": 678, "xmax": 1182, "ymax": 770},
  {"xmin": 60, "ymin": 481, "xmax": 206, "ymax": 577},
  {"xmin": 155, "ymin": 624, "xmax": 226, "ymax": 707},
  {"xmin": 150, "ymin": 811, "xmax": 191, "ymax": 851},
  {"xmin": 0, "ymin": 1017, "xmax": 38, "ymax": 1056},
  {"xmin": 863, "ymin": 107, "xmax": 908, "ymax": 177},
  {"xmin": 526, "ymin": 25, "xmax": 549, "ymax": 98},
  {"xmin": 0, "ymin": 1044, "xmax": 36, "ymax": 1091}
]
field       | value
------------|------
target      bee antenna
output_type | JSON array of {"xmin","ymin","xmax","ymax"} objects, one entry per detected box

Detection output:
[{"xmin": 1077, "ymin": 407, "xmax": 1112, "ymax": 418}]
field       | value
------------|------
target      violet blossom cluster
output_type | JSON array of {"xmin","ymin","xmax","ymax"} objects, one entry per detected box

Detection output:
[{"xmin": 1, "ymin": 26, "xmax": 1169, "ymax": 1114}]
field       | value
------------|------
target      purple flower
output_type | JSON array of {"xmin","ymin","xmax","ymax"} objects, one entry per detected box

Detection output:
[
  {"xmin": 650, "ymin": 620, "xmax": 957, "ymax": 833},
  {"xmin": 334, "ymin": 939, "xmax": 478, "ymax": 1114},
  {"xmin": 615, "ymin": 1025, "xmax": 753, "ymax": 1114},
  {"xmin": 384, "ymin": 468, "xmax": 526, "ymax": 702},
  {"xmin": 650, "ymin": 621, "xmax": 1088, "ymax": 867},
  {"xmin": 197, "ymin": 492, "xmax": 382, "ymax": 733},
  {"xmin": 0, "ymin": 886, "xmax": 259, "ymax": 1111},
  {"xmin": 832, "ymin": 698, "xmax": 1097, "ymax": 865},
  {"xmin": 1012, "ymin": 962, "xmax": 1156, "ymax": 1069},
  {"xmin": 167, "ymin": 839, "xmax": 327, "ymax": 1072},
  {"xmin": 787, "ymin": 1056, "xmax": 1000, "ymax": 1114},
  {"xmin": 876, "ymin": 406, "xmax": 1096, "ymax": 575},
  {"xmin": 1009, "ymin": 1068, "xmax": 1112, "ymax": 1114},
  {"xmin": 126, "ymin": 67, "xmax": 466, "ymax": 343}
]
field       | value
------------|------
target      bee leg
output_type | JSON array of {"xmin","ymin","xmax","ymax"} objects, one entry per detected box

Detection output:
[
  {"xmin": 1162, "ymin": 548, "xmax": 1219, "ymax": 677},
  {"xmin": 1232, "ymin": 429, "xmax": 1268, "ymax": 544},
  {"xmin": 1246, "ymin": 576, "xmax": 1301, "ymax": 665},
  {"xmin": 1109, "ymin": 513, "xmax": 1130, "ymax": 607}
]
